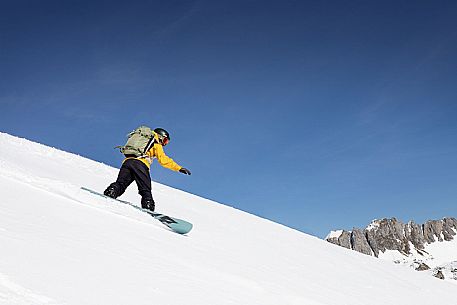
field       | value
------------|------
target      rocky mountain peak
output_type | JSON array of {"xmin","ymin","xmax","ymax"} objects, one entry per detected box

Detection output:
[
  {"xmin": 326, "ymin": 217, "xmax": 457, "ymax": 257},
  {"xmin": 326, "ymin": 217, "xmax": 457, "ymax": 281}
]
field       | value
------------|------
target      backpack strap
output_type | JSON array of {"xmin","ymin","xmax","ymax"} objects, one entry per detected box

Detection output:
[{"xmin": 142, "ymin": 136, "xmax": 156, "ymax": 156}]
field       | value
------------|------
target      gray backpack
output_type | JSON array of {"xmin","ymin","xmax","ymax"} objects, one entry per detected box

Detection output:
[{"xmin": 117, "ymin": 126, "xmax": 156, "ymax": 157}]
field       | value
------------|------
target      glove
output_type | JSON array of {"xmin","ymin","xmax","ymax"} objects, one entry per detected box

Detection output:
[{"xmin": 179, "ymin": 167, "xmax": 191, "ymax": 175}]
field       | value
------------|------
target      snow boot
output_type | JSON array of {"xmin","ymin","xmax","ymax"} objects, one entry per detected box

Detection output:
[
  {"xmin": 141, "ymin": 198, "xmax": 155, "ymax": 212},
  {"xmin": 103, "ymin": 184, "xmax": 119, "ymax": 199}
]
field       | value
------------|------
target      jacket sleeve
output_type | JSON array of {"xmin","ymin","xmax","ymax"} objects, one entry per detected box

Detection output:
[{"xmin": 151, "ymin": 143, "xmax": 182, "ymax": 171}]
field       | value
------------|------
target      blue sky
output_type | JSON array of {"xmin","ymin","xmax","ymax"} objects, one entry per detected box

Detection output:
[{"xmin": 1, "ymin": 1, "xmax": 457, "ymax": 237}]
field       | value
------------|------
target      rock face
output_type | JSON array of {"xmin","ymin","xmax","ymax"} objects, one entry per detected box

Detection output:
[
  {"xmin": 365, "ymin": 218, "xmax": 410, "ymax": 257},
  {"xmin": 326, "ymin": 217, "xmax": 457, "ymax": 258},
  {"xmin": 351, "ymin": 228, "xmax": 373, "ymax": 256},
  {"xmin": 326, "ymin": 217, "xmax": 457, "ymax": 281},
  {"xmin": 405, "ymin": 220, "xmax": 426, "ymax": 250},
  {"xmin": 423, "ymin": 218, "xmax": 457, "ymax": 243},
  {"xmin": 328, "ymin": 230, "xmax": 352, "ymax": 250}
]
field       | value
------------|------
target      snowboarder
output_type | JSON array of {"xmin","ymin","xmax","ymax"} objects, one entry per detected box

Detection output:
[{"xmin": 104, "ymin": 127, "xmax": 191, "ymax": 212}]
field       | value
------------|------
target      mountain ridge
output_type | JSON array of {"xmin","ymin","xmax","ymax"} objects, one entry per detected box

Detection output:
[{"xmin": 326, "ymin": 217, "xmax": 457, "ymax": 282}]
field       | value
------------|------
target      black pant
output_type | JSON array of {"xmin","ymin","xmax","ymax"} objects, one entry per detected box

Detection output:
[{"xmin": 109, "ymin": 159, "xmax": 154, "ymax": 204}]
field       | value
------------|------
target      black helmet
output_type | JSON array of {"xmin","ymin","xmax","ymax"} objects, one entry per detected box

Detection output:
[{"xmin": 154, "ymin": 128, "xmax": 170, "ymax": 145}]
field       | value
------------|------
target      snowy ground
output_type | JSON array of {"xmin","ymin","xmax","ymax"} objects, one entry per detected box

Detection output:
[
  {"xmin": 378, "ymin": 237, "xmax": 457, "ymax": 282},
  {"xmin": 1, "ymin": 132, "xmax": 456, "ymax": 305}
]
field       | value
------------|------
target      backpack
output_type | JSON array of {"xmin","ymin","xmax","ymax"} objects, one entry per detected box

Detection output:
[{"xmin": 117, "ymin": 126, "xmax": 156, "ymax": 157}]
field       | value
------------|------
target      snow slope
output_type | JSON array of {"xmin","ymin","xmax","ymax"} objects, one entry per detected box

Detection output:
[
  {"xmin": 0, "ymin": 132, "xmax": 456, "ymax": 305},
  {"xmin": 378, "ymin": 237, "xmax": 457, "ymax": 282}
]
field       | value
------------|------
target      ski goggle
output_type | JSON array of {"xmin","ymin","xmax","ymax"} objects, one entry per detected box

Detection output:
[{"xmin": 161, "ymin": 137, "xmax": 169, "ymax": 146}]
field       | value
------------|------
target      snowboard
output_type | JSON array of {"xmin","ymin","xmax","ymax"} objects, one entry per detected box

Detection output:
[{"xmin": 80, "ymin": 187, "xmax": 193, "ymax": 234}]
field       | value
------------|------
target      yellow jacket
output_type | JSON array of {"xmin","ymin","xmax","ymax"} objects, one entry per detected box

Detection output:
[{"xmin": 124, "ymin": 133, "xmax": 182, "ymax": 171}]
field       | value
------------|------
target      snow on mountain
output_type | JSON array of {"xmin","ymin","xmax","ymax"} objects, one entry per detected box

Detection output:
[
  {"xmin": 326, "ymin": 217, "xmax": 457, "ymax": 284},
  {"xmin": 325, "ymin": 230, "xmax": 343, "ymax": 240},
  {"xmin": 0, "ymin": 132, "xmax": 456, "ymax": 305},
  {"xmin": 378, "ymin": 234, "xmax": 457, "ymax": 282}
]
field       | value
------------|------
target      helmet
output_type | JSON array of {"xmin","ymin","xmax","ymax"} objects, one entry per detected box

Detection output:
[{"xmin": 154, "ymin": 128, "xmax": 170, "ymax": 145}]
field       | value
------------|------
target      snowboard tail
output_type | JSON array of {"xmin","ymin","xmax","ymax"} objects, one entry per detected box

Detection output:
[{"xmin": 80, "ymin": 187, "xmax": 193, "ymax": 234}]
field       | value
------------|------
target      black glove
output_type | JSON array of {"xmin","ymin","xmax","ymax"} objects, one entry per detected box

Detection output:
[{"xmin": 179, "ymin": 167, "xmax": 191, "ymax": 175}]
